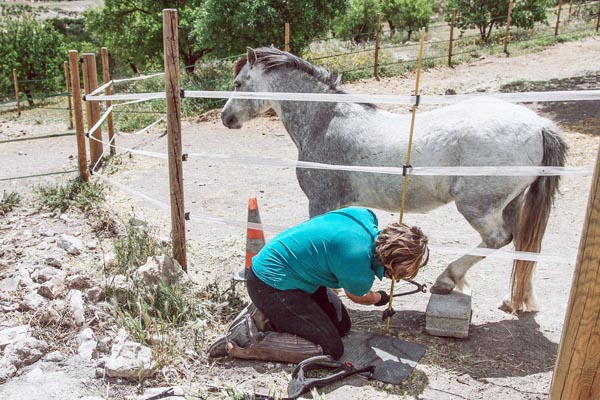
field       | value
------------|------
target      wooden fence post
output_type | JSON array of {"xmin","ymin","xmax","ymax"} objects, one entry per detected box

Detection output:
[
  {"xmin": 163, "ymin": 9, "xmax": 188, "ymax": 271},
  {"xmin": 63, "ymin": 61, "xmax": 74, "ymax": 129},
  {"xmin": 596, "ymin": 4, "xmax": 600, "ymax": 32},
  {"xmin": 555, "ymin": 0, "xmax": 564, "ymax": 36},
  {"xmin": 101, "ymin": 47, "xmax": 116, "ymax": 156},
  {"xmin": 285, "ymin": 22, "xmax": 290, "ymax": 52},
  {"xmin": 549, "ymin": 143, "xmax": 600, "ymax": 399},
  {"xmin": 12, "ymin": 69, "xmax": 20, "ymax": 117},
  {"xmin": 567, "ymin": 0, "xmax": 573, "ymax": 23},
  {"xmin": 448, "ymin": 10, "xmax": 456, "ymax": 67},
  {"xmin": 503, "ymin": 1, "xmax": 514, "ymax": 55},
  {"xmin": 81, "ymin": 53, "xmax": 104, "ymax": 167},
  {"xmin": 374, "ymin": 14, "xmax": 381, "ymax": 80},
  {"xmin": 68, "ymin": 50, "xmax": 89, "ymax": 183}
]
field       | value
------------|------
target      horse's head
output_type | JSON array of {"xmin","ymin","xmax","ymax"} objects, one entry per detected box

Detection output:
[{"xmin": 221, "ymin": 48, "xmax": 272, "ymax": 129}]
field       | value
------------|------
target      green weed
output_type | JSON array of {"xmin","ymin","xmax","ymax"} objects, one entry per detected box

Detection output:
[
  {"xmin": 0, "ymin": 191, "xmax": 21, "ymax": 215},
  {"xmin": 34, "ymin": 178, "xmax": 104, "ymax": 213},
  {"xmin": 111, "ymin": 218, "xmax": 167, "ymax": 276}
]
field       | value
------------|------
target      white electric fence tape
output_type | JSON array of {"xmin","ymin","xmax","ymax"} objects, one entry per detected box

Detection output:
[
  {"xmin": 116, "ymin": 115, "xmax": 167, "ymax": 137},
  {"xmin": 87, "ymin": 133, "xmax": 593, "ymax": 178},
  {"xmin": 85, "ymin": 89, "xmax": 600, "ymax": 105},
  {"xmin": 113, "ymin": 72, "xmax": 165, "ymax": 84},
  {"xmin": 88, "ymin": 134, "xmax": 168, "ymax": 159}
]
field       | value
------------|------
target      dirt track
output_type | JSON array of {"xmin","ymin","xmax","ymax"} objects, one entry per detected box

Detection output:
[{"xmin": 1, "ymin": 36, "xmax": 599, "ymax": 399}]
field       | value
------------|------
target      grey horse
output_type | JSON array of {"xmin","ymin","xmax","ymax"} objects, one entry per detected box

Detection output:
[{"xmin": 220, "ymin": 47, "xmax": 567, "ymax": 313}]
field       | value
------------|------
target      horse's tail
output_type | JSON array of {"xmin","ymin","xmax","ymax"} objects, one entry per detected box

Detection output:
[{"xmin": 510, "ymin": 126, "xmax": 568, "ymax": 312}]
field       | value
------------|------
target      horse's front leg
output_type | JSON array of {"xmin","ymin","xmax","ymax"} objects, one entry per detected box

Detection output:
[{"xmin": 430, "ymin": 244, "xmax": 487, "ymax": 295}]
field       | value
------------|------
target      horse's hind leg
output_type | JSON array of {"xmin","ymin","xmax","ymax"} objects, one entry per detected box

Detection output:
[{"xmin": 430, "ymin": 192, "xmax": 523, "ymax": 296}]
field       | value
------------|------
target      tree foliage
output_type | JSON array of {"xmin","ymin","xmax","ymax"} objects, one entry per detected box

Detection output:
[
  {"xmin": 332, "ymin": 0, "xmax": 381, "ymax": 43},
  {"xmin": 381, "ymin": 0, "xmax": 435, "ymax": 40},
  {"xmin": 446, "ymin": 0, "xmax": 551, "ymax": 42},
  {"xmin": 84, "ymin": 0, "xmax": 209, "ymax": 74},
  {"xmin": 0, "ymin": 6, "xmax": 67, "ymax": 103},
  {"xmin": 193, "ymin": 0, "xmax": 346, "ymax": 57}
]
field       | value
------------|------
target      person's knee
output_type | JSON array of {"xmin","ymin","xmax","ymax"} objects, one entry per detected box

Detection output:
[{"xmin": 322, "ymin": 337, "xmax": 344, "ymax": 360}]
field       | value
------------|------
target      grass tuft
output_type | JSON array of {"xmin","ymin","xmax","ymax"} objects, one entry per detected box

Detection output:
[
  {"xmin": 0, "ymin": 191, "xmax": 21, "ymax": 215},
  {"xmin": 111, "ymin": 218, "xmax": 167, "ymax": 276},
  {"xmin": 34, "ymin": 178, "xmax": 104, "ymax": 213}
]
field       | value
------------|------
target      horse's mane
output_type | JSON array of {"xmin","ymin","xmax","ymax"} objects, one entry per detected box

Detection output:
[
  {"xmin": 234, "ymin": 47, "xmax": 341, "ymax": 91},
  {"xmin": 234, "ymin": 47, "xmax": 376, "ymax": 109}
]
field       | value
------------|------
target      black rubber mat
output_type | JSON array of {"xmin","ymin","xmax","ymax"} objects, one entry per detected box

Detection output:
[{"xmin": 340, "ymin": 331, "xmax": 426, "ymax": 385}]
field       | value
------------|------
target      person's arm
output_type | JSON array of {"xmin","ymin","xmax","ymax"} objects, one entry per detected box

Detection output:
[{"xmin": 344, "ymin": 289, "xmax": 389, "ymax": 306}]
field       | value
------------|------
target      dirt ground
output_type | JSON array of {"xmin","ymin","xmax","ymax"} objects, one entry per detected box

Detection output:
[{"xmin": 1, "ymin": 36, "xmax": 600, "ymax": 399}]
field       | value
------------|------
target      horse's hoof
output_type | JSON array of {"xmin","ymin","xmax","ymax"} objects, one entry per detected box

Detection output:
[{"xmin": 429, "ymin": 284, "xmax": 454, "ymax": 295}]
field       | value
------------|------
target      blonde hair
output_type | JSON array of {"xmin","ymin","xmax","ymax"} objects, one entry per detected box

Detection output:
[{"xmin": 375, "ymin": 223, "xmax": 429, "ymax": 281}]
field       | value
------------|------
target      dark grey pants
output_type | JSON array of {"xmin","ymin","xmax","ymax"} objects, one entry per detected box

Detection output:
[{"xmin": 246, "ymin": 267, "xmax": 351, "ymax": 359}]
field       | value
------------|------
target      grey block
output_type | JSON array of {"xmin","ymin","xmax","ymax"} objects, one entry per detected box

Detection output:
[{"xmin": 425, "ymin": 292, "xmax": 472, "ymax": 338}]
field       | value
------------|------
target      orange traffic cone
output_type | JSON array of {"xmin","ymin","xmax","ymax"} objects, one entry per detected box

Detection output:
[{"xmin": 234, "ymin": 197, "xmax": 266, "ymax": 281}]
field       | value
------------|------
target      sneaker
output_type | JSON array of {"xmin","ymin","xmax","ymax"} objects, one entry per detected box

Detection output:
[
  {"xmin": 230, "ymin": 302, "xmax": 273, "ymax": 332},
  {"xmin": 207, "ymin": 316, "xmax": 252, "ymax": 358}
]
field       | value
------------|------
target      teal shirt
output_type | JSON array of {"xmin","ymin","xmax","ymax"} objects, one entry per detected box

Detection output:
[{"xmin": 252, "ymin": 207, "xmax": 385, "ymax": 296}]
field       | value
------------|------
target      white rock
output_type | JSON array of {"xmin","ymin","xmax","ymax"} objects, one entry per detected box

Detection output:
[
  {"xmin": 76, "ymin": 328, "xmax": 97, "ymax": 362},
  {"xmin": 0, "ymin": 325, "xmax": 30, "ymax": 350},
  {"xmin": 69, "ymin": 290, "xmax": 85, "ymax": 326},
  {"xmin": 44, "ymin": 351, "xmax": 65, "ymax": 362},
  {"xmin": 0, "ymin": 337, "xmax": 48, "ymax": 383},
  {"xmin": 19, "ymin": 291, "xmax": 47, "ymax": 311},
  {"xmin": 44, "ymin": 257, "xmax": 62, "ymax": 268},
  {"xmin": 0, "ymin": 276, "xmax": 22, "ymax": 293},
  {"xmin": 104, "ymin": 329, "xmax": 156, "ymax": 379},
  {"xmin": 134, "ymin": 255, "xmax": 187, "ymax": 286},
  {"xmin": 41, "ymin": 228, "xmax": 56, "ymax": 237},
  {"xmin": 86, "ymin": 240, "xmax": 98, "ymax": 250},
  {"xmin": 57, "ymin": 234, "xmax": 83, "ymax": 255},
  {"xmin": 38, "ymin": 279, "xmax": 67, "ymax": 300},
  {"xmin": 32, "ymin": 267, "xmax": 65, "ymax": 283},
  {"xmin": 141, "ymin": 387, "xmax": 185, "ymax": 399}
]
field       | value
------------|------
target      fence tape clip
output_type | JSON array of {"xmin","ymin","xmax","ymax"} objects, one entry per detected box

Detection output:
[
  {"xmin": 179, "ymin": 88, "xmax": 186, "ymax": 99},
  {"xmin": 184, "ymin": 212, "xmax": 190, "ymax": 221},
  {"xmin": 402, "ymin": 164, "xmax": 412, "ymax": 176},
  {"xmin": 412, "ymin": 94, "xmax": 421, "ymax": 107},
  {"xmin": 182, "ymin": 153, "xmax": 188, "ymax": 162}
]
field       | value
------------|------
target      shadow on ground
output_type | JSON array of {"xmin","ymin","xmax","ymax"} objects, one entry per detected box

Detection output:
[
  {"xmin": 349, "ymin": 308, "xmax": 558, "ymax": 380},
  {"xmin": 500, "ymin": 73, "xmax": 600, "ymax": 136}
]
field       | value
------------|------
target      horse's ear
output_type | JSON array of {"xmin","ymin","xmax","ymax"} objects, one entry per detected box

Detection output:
[{"xmin": 246, "ymin": 47, "xmax": 257, "ymax": 66}]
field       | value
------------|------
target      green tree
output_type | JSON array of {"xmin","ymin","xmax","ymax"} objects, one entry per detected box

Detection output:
[
  {"xmin": 446, "ymin": 0, "xmax": 550, "ymax": 42},
  {"xmin": 84, "ymin": 0, "xmax": 209, "ymax": 74},
  {"xmin": 0, "ymin": 6, "xmax": 66, "ymax": 105},
  {"xmin": 381, "ymin": 0, "xmax": 434, "ymax": 40},
  {"xmin": 332, "ymin": 0, "xmax": 381, "ymax": 43},
  {"xmin": 194, "ymin": 0, "xmax": 346, "ymax": 57}
]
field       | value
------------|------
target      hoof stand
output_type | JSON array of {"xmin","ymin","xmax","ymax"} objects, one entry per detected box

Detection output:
[{"xmin": 425, "ymin": 291, "xmax": 472, "ymax": 339}]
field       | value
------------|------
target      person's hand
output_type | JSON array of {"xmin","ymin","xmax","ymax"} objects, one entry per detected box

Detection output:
[{"xmin": 374, "ymin": 290, "xmax": 389, "ymax": 306}]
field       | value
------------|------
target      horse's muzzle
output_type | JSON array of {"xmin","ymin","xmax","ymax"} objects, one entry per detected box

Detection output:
[{"xmin": 221, "ymin": 112, "xmax": 242, "ymax": 129}]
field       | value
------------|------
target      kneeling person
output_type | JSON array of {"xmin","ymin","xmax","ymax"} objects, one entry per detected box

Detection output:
[{"xmin": 209, "ymin": 206, "xmax": 429, "ymax": 362}]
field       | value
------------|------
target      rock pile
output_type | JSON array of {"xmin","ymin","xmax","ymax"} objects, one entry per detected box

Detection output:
[{"xmin": 0, "ymin": 208, "xmax": 194, "ymax": 390}]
